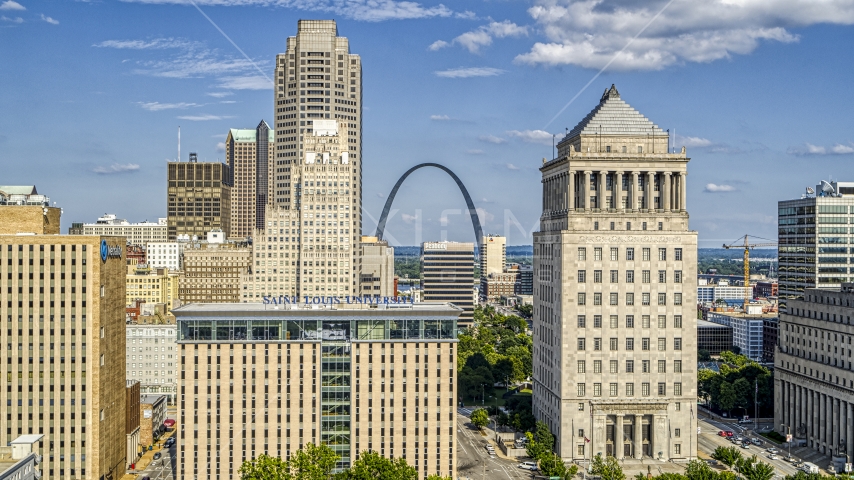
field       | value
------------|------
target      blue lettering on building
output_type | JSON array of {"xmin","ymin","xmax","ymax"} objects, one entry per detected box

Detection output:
[{"xmin": 263, "ymin": 295, "xmax": 414, "ymax": 305}]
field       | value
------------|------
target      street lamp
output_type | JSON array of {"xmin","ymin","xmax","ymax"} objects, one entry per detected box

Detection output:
[{"xmin": 781, "ymin": 424, "xmax": 792, "ymax": 460}]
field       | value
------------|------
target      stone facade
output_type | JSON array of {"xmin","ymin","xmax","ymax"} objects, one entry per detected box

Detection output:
[
  {"xmin": 179, "ymin": 241, "xmax": 252, "ymax": 303},
  {"xmin": 139, "ymin": 395, "xmax": 167, "ymax": 446},
  {"xmin": 126, "ymin": 381, "xmax": 141, "ymax": 466},
  {"xmin": 533, "ymin": 85, "xmax": 697, "ymax": 462},
  {"xmin": 0, "ymin": 206, "xmax": 61, "ymax": 235},
  {"xmin": 126, "ymin": 324, "xmax": 178, "ymax": 403},
  {"xmin": 776, "ymin": 285, "xmax": 854, "ymax": 465},
  {"xmin": 358, "ymin": 236, "xmax": 395, "ymax": 298}
]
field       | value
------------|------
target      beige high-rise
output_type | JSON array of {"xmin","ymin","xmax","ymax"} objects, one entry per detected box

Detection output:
[
  {"xmin": 480, "ymin": 235, "xmax": 506, "ymax": 277},
  {"xmin": 174, "ymin": 302, "xmax": 459, "ymax": 479},
  {"xmin": 0, "ymin": 200, "xmax": 127, "ymax": 480},
  {"xmin": 179, "ymin": 238, "xmax": 252, "ymax": 304},
  {"xmin": 359, "ymin": 236, "xmax": 395, "ymax": 298},
  {"xmin": 227, "ymin": 122, "xmax": 274, "ymax": 240},
  {"xmin": 533, "ymin": 85, "xmax": 697, "ymax": 461},
  {"xmin": 267, "ymin": 20, "xmax": 362, "ymax": 298}
]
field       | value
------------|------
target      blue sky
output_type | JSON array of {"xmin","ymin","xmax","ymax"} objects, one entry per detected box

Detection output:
[{"xmin": 2, "ymin": 0, "xmax": 853, "ymax": 247}]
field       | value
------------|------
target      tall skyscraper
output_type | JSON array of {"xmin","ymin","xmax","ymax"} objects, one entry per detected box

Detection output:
[
  {"xmin": 226, "ymin": 121, "xmax": 274, "ymax": 239},
  {"xmin": 166, "ymin": 155, "xmax": 233, "ymax": 241},
  {"xmin": 421, "ymin": 241, "xmax": 475, "ymax": 325},
  {"xmin": 480, "ymin": 234, "xmax": 506, "ymax": 276},
  {"xmin": 174, "ymin": 302, "xmax": 460, "ymax": 478},
  {"xmin": 778, "ymin": 180, "xmax": 854, "ymax": 312},
  {"xmin": 0, "ymin": 194, "xmax": 128, "ymax": 480},
  {"xmin": 533, "ymin": 85, "xmax": 697, "ymax": 461},
  {"xmin": 265, "ymin": 20, "xmax": 361, "ymax": 298}
]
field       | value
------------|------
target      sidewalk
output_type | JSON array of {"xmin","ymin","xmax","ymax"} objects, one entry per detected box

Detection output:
[{"xmin": 119, "ymin": 428, "xmax": 177, "ymax": 480}]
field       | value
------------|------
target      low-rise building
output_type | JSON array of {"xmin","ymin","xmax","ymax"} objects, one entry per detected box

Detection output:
[
  {"xmin": 481, "ymin": 271, "xmax": 519, "ymax": 302},
  {"xmin": 0, "ymin": 186, "xmax": 60, "ymax": 235},
  {"xmin": 79, "ymin": 214, "xmax": 168, "ymax": 246},
  {"xmin": 146, "ymin": 242, "xmax": 184, "ymax": 271},
  {"xmin": 706, "ymin": 308, "xmax": 775, "ymax": 361},
  {"xmin": 0, "ymin": 435, "xmax": 44, "ymax": 480},
  {"xmin": 776, "ymin": 284, "xmax": 854, "ymax": 468},
  {"xmin": 516, "ymin": 264, "xmax": 533, "ymax": 295},
  {"xmin": 697, "ymin": 319, "xmax": 733, "ymax": 356},
  {"xmin": 697, "ymin": 278, "xmax": 751, "ymax": 304},
  {"xmin": 181, "ymin": 232, "xmax": 252, "ymax": 304},
  {"xmin": 126, "ymin": 324, "xmax": 178, "ymax": 403},
  {"xmin": 140, "ymin": 395, "xmax": 168, "ymax": 447},
  {"xmin": 126, "ymin": 265, "xmax": 180, "ymax": 314}
]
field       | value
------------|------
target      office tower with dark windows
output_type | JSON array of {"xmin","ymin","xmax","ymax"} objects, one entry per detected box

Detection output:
[
  {"xmin": 174, "ymin": 302, "xmax": 459, "ymax": 479},
  {"xmin": 421, "ymin": 241, "xmax": 475, "ymax": 326},
  {"xmin": 533, "ymin": 85, "xmax": 697, "ymax": 461},
  {"xmin": 166, "ymin": 155, "xmax": 233, "ymax": 242},
  {"xmin": 778, "ymin": 180, "xmax": 854, "ymax": 312}
]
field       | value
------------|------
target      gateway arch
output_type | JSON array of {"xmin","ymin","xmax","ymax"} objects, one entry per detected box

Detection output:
[{"xmin": 374, "ymin": 163, "xmax": 483, "ymax": 243}]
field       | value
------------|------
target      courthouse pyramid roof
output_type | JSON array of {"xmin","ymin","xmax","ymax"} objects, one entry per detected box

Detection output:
[{"xmin": 566, "ymin": 84, "xmax": 666, "ymax": 139}]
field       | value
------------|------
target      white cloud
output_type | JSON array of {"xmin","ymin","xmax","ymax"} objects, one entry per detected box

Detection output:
[
  {"xmin": 439, "ymin": 20, "xmax": 529, "ymax": 54},
  {"xmin": 506, "ymin": 163, "xmax": 520, "ymax": 170},
  {"xmin": 787, "ymin": 142, "xmax": 854, "ymax": 155},
  {"xmin": 177, "ymin": 114, "xmax": 232, "ymax": 121},
  {"xmin": 92, "ymin": 163, "xmax": 140, "ymax": 174},
  {"xmin": 430, "ymin": 114, "xmax": 450, "ymax": 121},
  {"xmin": 434, "ymin": 67, "xmax": 505, "ymax": 78},
  {"xmin": 93, "ymin": 38, "xmax": 196, "ymax": 49},
  {"xmin": 1, "ymin": 15, "xmax": 22, "ymax": 22},
  {"xmin": 428, "ymin": 40, "xmax": 449, "ymax": 51},
  {"xmin": 507, "ymin": 129, "xmax": 553, "ymax": 145},
  {"xmin": 216, "ymin": 142, "xmax": 226, "ymax": 152},
  {"xmin": 137, "ymin": 101, "xmax": 201, "ymax": 111},
  {"xmin": 40, "ymin": 13, "xmax": 58, "ymax": 25},
  {"xmin": 120, "ymin": 0, "xmax": 463, "ymax": 22},
  {"xmin": 402, "ymin": 213, "xmax": 419, "ymax": 224},
  {"xmin": 674, "ymin": 134, "xmax": 713, "ymax": 148},
  {"xmin": 0, "ymin": 1, "xmax": 25, "ymax": 11},
  {"xmin": 478, "ymin": 134, "xmax": 506, "ymax": 144},
  {"xmin": 206, "ymin": 91, "xmax": 233, "ymax": 98},
  {"xmin": 704, "ymin": 183, "xmax": 736, "ymax": 193},
  {"xmin": 513, "ymin": 0, "xmax": 849, "ymax": 71},
  {"xmin": 217, "ymin": 75, "xmax": 273, "ymax": 90},
  {"xmin": 466, "ymin": 149, "xmax": 485, "ymax": 155}
]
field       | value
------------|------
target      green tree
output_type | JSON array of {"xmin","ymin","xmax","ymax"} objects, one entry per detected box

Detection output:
[
  {"xmin": 496, "ymin": 411, "xmax": 510, "ymax": 428},
  {"xmin": 288, "ymin": 443, "xmax": 340, "ymax": 480},
  {"xmin": 733, "ymin": 378, "xmax": 752, "ymax": 410},
  {"xmin": 525, "ymin": 421, "xmax": 555, "ymax": 460},
  {"xmin": 711, "ymin": 446, "xmax": 742, "ymax": 468},
  {"xmin": 735, "ymin": 456, "xmax": 774, "ymax": 480},
  {"xmin": 239, "ymin": 454, "xmax": 290, "ymax": 480},
  {"xmin": 539, "ymin": 452, "xmax": 578, "ymax": 479},
  {"xmin": 717, "ymin": 381, "xmax": 737, "ymax": 414},
  {"xmin": 470, "ymin": 408, "xmax": 489, "ymax": 430},
  {"xmin": 698, "ymin": 349, "xmax": 712, "ymax": 361},
  {"xmin": 425, "ymin": 476, "xmax": 453, "ymax": 480},
  {"xmin": 684, "ymin": 459, "xmax": 719, "ymax": 480},
  {"xmin": 783, "ymin": 473, "xmax": 823, "ymax": 480},
  {"xmin": 336, "ymin": 451, "xmax": 417, "ymax": 480},
  {"xmin": 591, "ymin": 454, "xmax": 625, "ymax": 480}
]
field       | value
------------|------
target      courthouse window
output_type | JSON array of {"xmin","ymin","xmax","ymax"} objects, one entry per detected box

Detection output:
[
  {"xmin": 593, "ymin": 383, "xmax": 602, "ymax": 396},
  {"xmin": 626, "ymin": 338, "xmax": 634, "ymax": 350},
  {"xmin": 627, "ymin": 270, "xmax": 635, "ymax": 283},
  {"xmin": 578, "ymin": 293, "xmax": 586, "ymax": 305},
  {"xmin": 626, "ymin": 383, "xmax": 634, "ymax": 396},
  {"xmin": 659, "ymin": 248, "xmax": 667, "ymax": 261},
  {"xmin": 675, "ymin": 270, "xmax": 683, "ymax": 283},
  {"xmin": 674, "ymin": 383, "xmax": 682, "ymax": 396},
  {"xmin": 577, "ymin": 360, "xmax": 586, "ymax": 373},
  {"xmin": 658, "ymin": 316, "xmax": 666, "ymax": 328},
  {"xmin": 578, "ymin": 248, "xmax": 587, "ymax": 261},
  {"xmin": 626, "ymin": 360, "xmax": 634, "ymax": 372},
  {"xmin": 674, "ymin": 315, "xmax": 682, "ymax": 328},
  {"xmin": 578, "ymin": 270, "xmax": 587, "ymax": 282},
  {"xmin": 594, "ymin": 248, "xmax": 602, "ymax": 261},
  {"xmin": 610, "ymin": 248, "xmax": 618, "ymax": 261},
  {"xmin": 675, "ymin": 248, "xmax": 682, "ymax": 261},
  {"xmin": 609, "ymin": 383, "xmax": 618, "ymax": 397},
  {"xmin": 610, "ymin": 293, "xmax": 618, "ymax": 305},
  {"xmin": 594, "ymin": 270, "xmax": 602, "ymax": 283},
  {"xmin": 577, "ymin": 316, "xmax": 586, "ymax": 328},
  {"xmin": 674, "ymin": 360, "xmax": 682, "ymax": 373},
  {"xmin": 610, "ymin": 315, "xmax": 618, "ymax": 328},
  {"xmin": 610, "ymin": 270, "xmax": 618, "ymax": 283},
  {"xmin": 594, "ymin": 293, "xmax": 602, "ymax": 305},
  {"xmin": 642, "ymin": 383, "xmax": 650, "ymax": 396},
  {"xmin": 577, "ymin": 383, "xmax": 586, "ymax": 396},
  {"xmin": 594, "ymin": 360, "xmax": 602, "ymax": 373},
  {"xmin": 674, "ymin": 293, "xmax": 683, "ymax": 305},
  {"xmin": 626, "ymin": 248, "xmax": 634, "ymax": 260},
  {"xmin": 610, "ymin": 360, "xmax": 618, "ymax": 373},
  {"xmin": 642, "ymin": 270, "xmax": 651, "ymax": 283},
  {"xmin": 594, "ymin": 315, "xmax": 602, "ymax": 328},
  {"xmin": 642, "ymin": 248, "xmax": 651, "ymax": 261}
]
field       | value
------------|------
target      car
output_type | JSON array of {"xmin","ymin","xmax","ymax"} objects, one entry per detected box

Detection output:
[
  {"xmin": 165, "ymin": 438, "xmax": 175, "ymax": 446},
  {"xmin": 785, "ymin": 456, "xmax": 796, "ymax": 463},
  {"xmin": 740, "ymin": 444, "xmax": 750, "ymax": 449},
  {"xmin": 725, "ymin": 431, "xmax": 734, "ymax": 437},
  {"xmin": 153, "ymin": 452, "xmax": 162, "ymax": 460},
  {"xmin": 734, "ymin": 436, "xmax": 744, "ymax": 441},
  {"xmin": 767, "ymin": 448, "xmax": 779, "ymax": 454},
  {"xmin": 752, "ymin": 438, "xmax": 762, "ymax": 445},
  {"xmin": 718, "ymin": 431, "xmax": 727, "ymax": 437},
  {"xmin": 518, "ymin": 462, "xmax": 538, "ymax": 471},
  {"xmin": 140, "ymin": 477, "xmax": 150, "ymax": 480},
  {"xmin": 768, "ymin": 454, "xmax": 778, "ymax": 460}
]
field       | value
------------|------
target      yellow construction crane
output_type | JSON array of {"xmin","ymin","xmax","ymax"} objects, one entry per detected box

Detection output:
[{"xmin": 723, "ymin": 235, "xmax": 777, "ymax": 307}]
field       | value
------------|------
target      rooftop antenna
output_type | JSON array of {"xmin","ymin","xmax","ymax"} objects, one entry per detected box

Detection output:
[{"xmin": 178, "ymin": 126, "xmax": 181, "ymax": 162}]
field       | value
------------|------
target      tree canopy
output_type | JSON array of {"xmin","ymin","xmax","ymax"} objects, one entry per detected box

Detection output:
[{"xmin": 699, "ymin": 352, "xmax": 773, "ymax": 417}]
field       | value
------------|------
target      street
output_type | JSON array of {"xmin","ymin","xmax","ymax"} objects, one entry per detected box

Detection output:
[
  {"xmin": 698, "ymin": 416, "xmax": 801, "ymax": 477},
  {"xmin": 456, "ymin": 409, "xmax": 531, "ymax": 480},
  {"xmin": 136, "ymin": 442, "xmax": 177, "ymax": 480}
]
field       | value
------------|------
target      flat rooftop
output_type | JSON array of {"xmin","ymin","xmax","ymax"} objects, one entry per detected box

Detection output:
[
  {"xmin": 174, "ymin": 301, "xmax": 462, "ymax": 316},
  {"xmin": 697, "ymin": 319, "xmax": 730, "ymax": 328}
]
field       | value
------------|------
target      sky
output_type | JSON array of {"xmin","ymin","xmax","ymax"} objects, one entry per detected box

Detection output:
[{"xmin": 2, "ymin": 0, "xmax": 854, "ymax": 248}]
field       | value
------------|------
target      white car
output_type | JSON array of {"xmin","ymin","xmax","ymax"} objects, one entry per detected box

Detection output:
[
  {"xmin": 767, "ymin": 448, "xmax": 779, "ymax": 454},
  {"xmin": 768, "ymin": 454, "xmax": 778, "ymax": 460},
  {"xmin": 518, "ymin": 462, "xmax": 538, "ymax": 471},
  {"xmin": 741, "ymin": 444, "xmax": 750, "ymax": 449}
]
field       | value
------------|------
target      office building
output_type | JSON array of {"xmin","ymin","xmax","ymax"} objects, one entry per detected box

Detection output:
[
  {"xmin": 776, "ymin": 284, "xmax": 854, "ymax": 468},
  {"xmin": 126, "ymin": 381, "xmax": 141, "ymax": 467},
  {"xmin": 146, "ymin": 242, "xmax": 184, "ymax": 271},
  {"xmin": 754, "ymin": 281, "xmax": 778, "ymax": 299},
  {"xmin": 269, "ymin": 20, "xmax": 363, "ymax": 298},
  {"xmin": 140, "ymin": 395, "xmax": 168, "ymax": 446},
  {"xmin": 762, "ymin": 317, "xmax": 778, "ymax": 363},
  {"xmin": 126, "ymin": 245, "xmax": 146, "ymax": 267},
  {"xmin": 126, "ymin": 323, "xmax": 178, "ymax": 403},
  {"xmin": 126, "ymin": 265, "xmax": 180, "ymax": 314},
  {"xmin": 174, "ymin": 302, "xmax": 460, "ymax": 479},
  {"xmin": 481, "ymin": 272, "xmax": 519, "ymax": 302},
  {"xmin": 480, "ymin": 235, "xmax": 506, "ymax": 276},
  {"xmin": 241, "ymin": 207, "xmax": 300, "ymax": 302},
  {"xmin": 179, "ymin": 232, "xmax": 252, "ymax": 304},
  {"xmin": 706, "ymin": 309, "xmax": 775, "ymax": 362},
  {"xmin": 697, "ymin": 278, "xmax": 751, "ymax": 304},
  {"xmin": 359, "ymin": 236, "xmax": 395, "ymax": 298},
  {"xmin": 697, "ymin": 320, "xmax": 733, "ymax": 356},
  {"xmin": 166, "ymin": 154, "xmax": 233, "ymax": 241},
  {"xmin": 0, "ymin": 186, "xmax": 60, "ymax": 234},
  {"xmin": 421, "ymin": 241, "xmax": 475, "ymax": 325},
  {"xmin": 0, "ymin": 202, "xmax": 128, "ymax": 480},
  {"xmin": 517, "ymin": 264, "xmax": 533, "ymax": 295},
  {"xmin": 778, "ymin": 180, "xmax": 854, "ymax": 312},
  {"xmin": 0, "ymin": 435, "xmax": 44, "ymax": 480},
  {"xmin": 227, "ymin": 122, "xmax": 274, "ymax": 239},
  {"xmin": 533, "ymin": 85, "xmax": 697, "ymax": 461},
  {"xmin": 78, "ymin": 214, "xmax": 168, "ymax": 246}
]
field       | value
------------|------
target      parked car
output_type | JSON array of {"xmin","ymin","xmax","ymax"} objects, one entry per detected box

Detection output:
[
  {"xmin": 518, "ymin": 462, "xmax": 538, "ymax": 471},
  {"xmin": 751, "ymin": 438, "xmax": 762, "ymax": 445},
  {"xmin": 725, "ymin": 431, "xmax": 734, "ymax": 437},
  {"xmin": 768, "ymin": 454, "xmax": 778, "ymax": 460},
  {"xmin": 153, "ymin": 453, "xmax": 162, "ymax": 460},
  {"xmin": 767, "ymin": 448, "xmax": 779, "ymax": 454},
  {"xmin": 718, "ymin": 431, "xmax": 727, "ymax": 437},
  {"xmin": 740, "ymin": 443, "xmax": 750, "ymax": 449},
  {"xmin": 165, "ymin": 437, "xmax": 175, "ymax": 447}
]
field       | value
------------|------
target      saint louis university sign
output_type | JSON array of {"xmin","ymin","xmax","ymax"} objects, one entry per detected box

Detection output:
[{"xmin": 262, "ymin": 295, "xmax": 414, "ymax": 305}]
